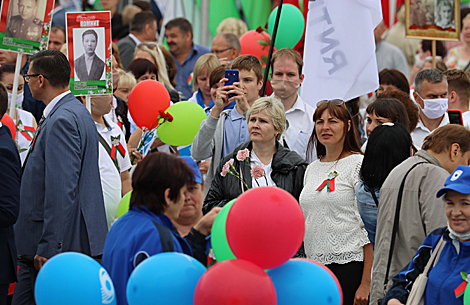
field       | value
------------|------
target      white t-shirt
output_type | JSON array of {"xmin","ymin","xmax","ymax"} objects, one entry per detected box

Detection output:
[
  {"xmin": 96, "ymin": 119, "xmax": 132, "ymax": 229},
  {"xmin": 299, "ymin": 154, "xmax": 369, "ymax": 265},
  {"xmin": 250, "ymin": 151, "xmax": 276, "ymax": 188},
  {"xmin": 14, "ymin": 108, "xmax": 35, "ymax": 165}
]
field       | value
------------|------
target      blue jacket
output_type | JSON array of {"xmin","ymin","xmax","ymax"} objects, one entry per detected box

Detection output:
[
  {"xmin": 384, "ymin": 227, "xmax": 470, "ymax": 305},
  {"xmin": 102, "ymin": 206, "xmax": 206, "ymax": 305}
]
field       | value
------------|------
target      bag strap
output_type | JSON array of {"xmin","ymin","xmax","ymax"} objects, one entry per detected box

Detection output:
[
  {"xmin": 424, "ymin": 236, "xmax": 446, "ymax": 274},
  {"xmin": 98, "ymin": 133, "xmax": 120, "ymax": 173},
  {"xmin": 383, "ymin": 161, "xmax": 428, "ymax": 290},
  {"xmin": 152, "ymin": 221, "xmax": 174, "ymax": 252},
  {"xmin": 368, "ymin": 187, "xmax": 379, "ymax": 207}
]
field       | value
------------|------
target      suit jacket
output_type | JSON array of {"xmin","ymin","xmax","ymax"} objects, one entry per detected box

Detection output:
[
  {"xmin": 0, "ymin": 125, "xmax": 21, "ymax": 284},
  {"xmin": 116, "ymin": 35, "xmax": 137, "ymax": 69},
  {"xmin": 74, "ymin": 54, "xmax": 106, "ymax": 81},
  {"xmin": 15, "ymin": 92, "xmax": 108, "ymax": 259}
]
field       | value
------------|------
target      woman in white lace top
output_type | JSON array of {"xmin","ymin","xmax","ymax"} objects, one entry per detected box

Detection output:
[{"xmin": 299, "ymin": 100, "xmax": 372, "ymax": 305}]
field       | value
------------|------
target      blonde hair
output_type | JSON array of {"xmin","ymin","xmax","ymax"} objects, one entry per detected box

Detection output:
[
  {"xmin": 117, "ymin": 68, "xmax": 136, "ymax": 90},
  {"xmin": 246, "ymin": 97, "xmax": 286, "ymax": 141},
  {"xmin": 216, "ymin": 17, "xmax": 248, "ymax": 38},
  {"xmin": 134, "ymin": 42, "xmax": 174, "ymax": 89},
  {"xmin": 122, "ymin": 5, "xmax": 142, "ymax": 26},
  {"xmin": 192, "ymin": 53, "xmax": 221, "ymax": 91}
]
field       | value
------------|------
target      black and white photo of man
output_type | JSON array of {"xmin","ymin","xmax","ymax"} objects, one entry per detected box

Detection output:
[
  {"xmin": 5, "ymin": 0, "xmax": 43, "ymax": 42},
  {"xmin": 74, "ymin": 29, "xmax": 106, "ymax": 81}
]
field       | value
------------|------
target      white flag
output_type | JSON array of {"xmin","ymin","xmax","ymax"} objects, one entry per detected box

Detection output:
[{"xmin": 300, "ymin": 0, "xmax": 382, "ymax": 108}]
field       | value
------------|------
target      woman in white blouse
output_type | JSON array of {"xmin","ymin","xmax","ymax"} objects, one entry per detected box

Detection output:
[{"xmin": 299, "ymin": 100, "xmax": 371, "ymax": 305}]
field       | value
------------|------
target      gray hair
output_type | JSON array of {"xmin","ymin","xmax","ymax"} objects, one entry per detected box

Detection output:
[
  {"xmin": 414, "ymin": 68, "xmax": 447, "ymax": 94},
  {"xmin": 246, "ymin": 96, "xmax": 286, "ymax": 141},
  {"xmin": 221, "ymin": 32, "xmax": 241, "ymax": 53}
]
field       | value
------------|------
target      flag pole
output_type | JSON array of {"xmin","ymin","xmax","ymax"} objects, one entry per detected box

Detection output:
[{"xmin": 260, "ymin": 0, "xmax": 284, "ymax": 97}]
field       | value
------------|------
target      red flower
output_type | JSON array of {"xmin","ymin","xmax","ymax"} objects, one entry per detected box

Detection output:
[
  {"xmin": 251, "ymin": 165, "xmax": 265, "ymax": 179},
  {"xmin": 166, "ymin": 113, "xmax": 174, "ymax": 122}
]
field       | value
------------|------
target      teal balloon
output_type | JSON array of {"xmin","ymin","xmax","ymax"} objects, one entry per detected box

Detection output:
[
  {"xmin": 268, "ymin": 4, "xmax": 305, "ymax": 49},
  {"xmin": 211, "ymin": 199, "xmax": 237, "ymax": 262},
  {"xmin": 117, "ymin": 191, "xmax": 132, "ymax": 218},
  {"xmin": 157, "ymin": 101, "xmax": 207, "ymax": 146}
]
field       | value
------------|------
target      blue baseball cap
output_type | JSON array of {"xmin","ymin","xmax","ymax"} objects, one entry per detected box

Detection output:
[
  {"xmin": 436, "ymin": 165, "xmax": 470, "ymax": 198},
  {"xmin": 179, "ymin": 156, "xmax": 203, "ymax": 184}
]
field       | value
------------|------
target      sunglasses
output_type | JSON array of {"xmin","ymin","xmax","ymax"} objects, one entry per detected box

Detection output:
[
  {"xmin": 316, "ymin": 99, "xmax": 344, "ymax": 107},
  {"xmin": 137, "ymin": 42, "xmax": 158, "ymax": 50}
]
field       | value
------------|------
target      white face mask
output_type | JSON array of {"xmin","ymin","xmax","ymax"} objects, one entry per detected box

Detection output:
[
  {"xmin": 415, "ymin": 53, "xmax": 425, "ymax": 68},
  {"xmin": 416, "ymin": 93, "xmax": 448, "ymax": 119},
  {"xmin": 7, "ymin": 91, "xmax": 24, "ymax": 109},
  {"xmin": 448, "ymin": 223, "xmax": 470, "ymax": 241}
]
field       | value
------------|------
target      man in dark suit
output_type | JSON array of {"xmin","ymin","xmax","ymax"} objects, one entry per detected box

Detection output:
[
  {"xmin": 117, "ymin": 11, "xmax": 157, "ymax": 69},
  {"xmin": 12, "ymin": 50, "xmax": 108, "ymax": 305},
  {"xmin": 0, "ymin": 83, "xmax": 21, "ymax": 305},
  {"xmin": 74, "ymin": 29, "xmax": 106, "ymax": 81}
]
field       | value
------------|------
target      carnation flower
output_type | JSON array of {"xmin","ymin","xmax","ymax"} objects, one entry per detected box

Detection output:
[
  {"xmin": 221, "ymin": 159, "xmax": 234, "ymax": 177},
  {"xmin": 236, "ymin": 148, "xmax": 250, "ymax": 161},
  {"xmin": 251, "ymin": 165, "xmax": 265, "ymax": 179}
]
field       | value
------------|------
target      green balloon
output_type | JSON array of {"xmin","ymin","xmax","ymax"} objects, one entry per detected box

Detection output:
[
  {"xmin": 157, "ymin": 101, "xmax": 207, "ymax": 146},
  {"xmin": 464, "ymin": 275, "xmax": 470, "ymax": 305},
  {"xmin": 211, "ymin": 199, "xmax": 237, "ymax": 262},
  {"xmin": 117, "ymin": 191, "xmax": 132, "ymax": 218},
  {"xmin": 268, "ymin": 4, "xmax": 305, "ymax": 49}
]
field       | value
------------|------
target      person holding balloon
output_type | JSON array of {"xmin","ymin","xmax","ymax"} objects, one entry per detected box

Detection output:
[
  {"xmin": 0, "ymin": 64, "xmax": 37, "ymax": 165},
  {"xmin": 384, "ymin": 165, "xmax": 470, "ymax": 305},
  {"xmin": 299, "ymin": 100, "xmax": 371, "ymax": 305},
  {"xmin": 203, "ymin": 96, "xmax": 307, "ymax": 213},
  {"xmin": 102, "ymin": 152, "xmax": 220, "ymax": 305}
]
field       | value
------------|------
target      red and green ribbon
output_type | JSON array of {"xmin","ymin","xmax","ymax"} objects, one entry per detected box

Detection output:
[
  {"xmin": 110, "ymin": 135, "xmax": 126, "ymax": 161},
  {"xmin": 316, "ymin": 171, "xmax": 339, "ymax": 192},
  {"xmin": 455, "ymin": 272, "xmax": 469, "ymax": 298}
]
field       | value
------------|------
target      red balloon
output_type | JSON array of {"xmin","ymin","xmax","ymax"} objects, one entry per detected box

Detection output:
[
  {"xmin": 239, "ymin": 30, "xmax": 276, "ymax": 67},
  {"xmin": 128, "ymin": 80, "xmax": 170, "ymax": 129},
  {"xmin": 226, "ymin": 187, "xmax": 304, "ymax": 270},
  {"xmin": 1, "ymin": 114, "xmax": 16, "ymax": 139},
  {"xmin": 193, "ymin": 260, "xmax": 277, "ymax": 305}
]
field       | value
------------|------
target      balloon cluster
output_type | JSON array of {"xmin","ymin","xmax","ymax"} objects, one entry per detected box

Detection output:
[
  {"xmin": 34, "ymin": 188, "xmax": 342, "ymax": 305},
  {"xmin": 127, "ymin": 80, "xmax": 206, "ymax": 147}
]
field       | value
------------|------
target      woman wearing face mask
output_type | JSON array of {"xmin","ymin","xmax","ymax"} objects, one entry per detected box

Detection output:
[
  {"xmin": 383, "ymin": 165, "xmax": 470, "ymax": 305},
  {"xmin": 0, "ymin": 64, "xmax": 37, "ymax": 164}
]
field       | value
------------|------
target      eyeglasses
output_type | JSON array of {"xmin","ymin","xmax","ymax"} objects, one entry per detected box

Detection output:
[
  {"xmin": 212, "ymin": 47, "xmax": 232, "ymax": 55},
  {"xmin": 137, "ymin": 42, "xmax": 158, "ymax": 50},
  {"xmin": 23, "ymin": 74, "xmax": 48, "ymax": 83},
  {"xmin": 316, "ymin": 99, "xmax": 344, "ymax": 107}
]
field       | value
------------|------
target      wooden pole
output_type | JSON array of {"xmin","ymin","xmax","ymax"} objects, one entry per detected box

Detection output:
[
  {"xmin": 86, "ymin": 95, "xmax": 91, "ymax": 113},
  {"xmin": 432, "ymin": 40, "xmax": 436, "ymax": 68}
]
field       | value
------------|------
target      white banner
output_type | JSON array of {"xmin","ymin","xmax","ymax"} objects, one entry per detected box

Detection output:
[{"xmin": 300, "ymin": 0, "xmax": 382, "ymax": 108}]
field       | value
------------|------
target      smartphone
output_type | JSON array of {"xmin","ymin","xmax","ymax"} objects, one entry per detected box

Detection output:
[
  {"xmin": 448, "ymin": 109, "xmax": 464, "ymax": 125},
  {"xmin": 224, "ymin": 69, "xmax": 239, "ymax": 99}
]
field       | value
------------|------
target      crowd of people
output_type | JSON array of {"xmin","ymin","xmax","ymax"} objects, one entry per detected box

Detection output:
[{"xmin": 4, "ymin": 1, "xmax": 470, "ymax": 305}]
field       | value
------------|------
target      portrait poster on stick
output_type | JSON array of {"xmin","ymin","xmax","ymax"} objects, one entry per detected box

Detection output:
[
  {"xmin": 406, "ymin": 0, "xmax": 460, "ymax": 40},
  {"xmin": 66, "ymin": 11, "xmax": 112, "ymax": 96},
  {"xmin": 0, "ymin": 0, "xmax": 54, "ymax": 54}
]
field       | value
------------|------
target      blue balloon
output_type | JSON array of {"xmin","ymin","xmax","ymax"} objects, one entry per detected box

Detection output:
[
  {"xmin": 35, "ymin": 252, "xmax": 116, "ymax": 305},
  {"xmin": 267, "ymin": 259, "xmax": 342, "ymax": 305},
  {"xmin": 126, "ymin": 252, "xmax": 206, "ymax": 305}
]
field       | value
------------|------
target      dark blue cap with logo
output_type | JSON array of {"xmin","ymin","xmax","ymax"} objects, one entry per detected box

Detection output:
[
  {"xmin": 436, "ymin": 165, "xmax": 470, "ymax": 197},
  {"xmin": 179, "ymin": 156, "xmax": 203, "ymax": 184}
]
